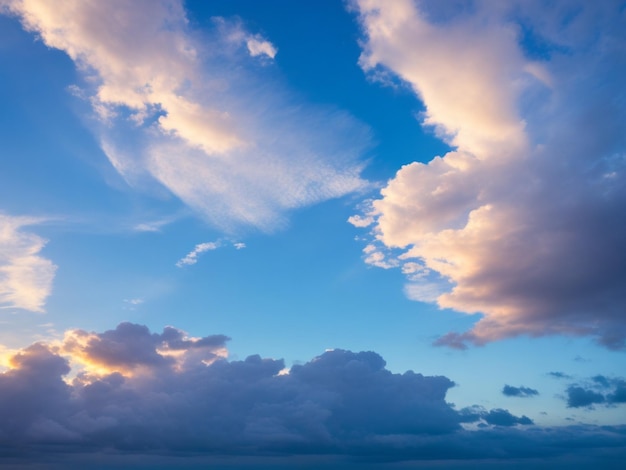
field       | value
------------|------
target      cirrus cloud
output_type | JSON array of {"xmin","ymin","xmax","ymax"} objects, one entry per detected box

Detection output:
[{"xmin": 3, "ymin": 0, "xmax": 369, "ymax": 233}]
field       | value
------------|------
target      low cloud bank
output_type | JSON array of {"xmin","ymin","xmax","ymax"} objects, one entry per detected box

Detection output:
[{"xmin": 0, "ymin": 323, "xmax": 624, "ymax": 467}]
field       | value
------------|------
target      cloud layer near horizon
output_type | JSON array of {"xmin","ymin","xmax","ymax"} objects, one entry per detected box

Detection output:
[
  {"xmin": 3, "ymin": 0, "xmax": 369, "ymax": 232},
  {"xmin": 0, "ymin": 322, "xmax": 624, "ymax": 467},
  {"xmin": 351, "ymin": 0, "xmax": 626, "ymax": 349}
]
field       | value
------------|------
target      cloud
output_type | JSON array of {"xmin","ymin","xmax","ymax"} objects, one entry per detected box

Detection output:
[
  {"xmin": 565, "ymin": 376, "xmax": 626, "ymax": 408},
  {"xmin": 502, "ymin": 385, "xmax": 539, "ymax": 398},
  {"xmin": 246, "ymin": 36, "xmax": 277, "ymax": 59},
  {"xmin": 3, "ymin": 0, "xmax": 369, "ymax": 233},
  {"xmin": 60, "ymin": 322, "xmax": 229, "ymax": 375},
  {"xmin": 350, "ymin": 0, "xmax": 626, "ymax": 349},
  {"xmin": 0, "ymin": 214, "xmax": 57, "ymax": 312},
  {"xmin": 176, "ymin": 241, "xmax": 220, "ymax": 267},
  {"xmin": 0, "ymin": 322, "xmax": 625, "ymax": 467},
  {"xmin": 482, "ymin": 408, "xmax": 533, "ymax": 427},
  {"xmin": 458, "ymin": 405, "xmax": 533, "ymax": 427},
  {"xmin": 548, "ymin": 371, "xmax": 573, "ymax": 380},
  {"xmin": 176, "ymin": 240, "xmax": 246, "ymax": 267},
  {"xmin": 566, "ymin": 386, "xmax": 606, "ymax": 409}
]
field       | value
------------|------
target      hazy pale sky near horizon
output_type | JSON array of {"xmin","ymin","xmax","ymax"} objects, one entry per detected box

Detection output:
[{"xmin": 1, "ymin": 0, "xmax": 625, "ymax": 467}]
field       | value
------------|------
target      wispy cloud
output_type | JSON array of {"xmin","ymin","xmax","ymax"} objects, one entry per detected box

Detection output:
[
  {"xmin": 4, "ymin": 0, "xmax": 369, "ymax": 233},
  {"xmin": 176, "ymin": 240, "xmax": 245, "ymax": 267},
  {"xmin": 502, "ymin": 385, "xmax": 539, "ymax": 398},
  {"xmin": 0, "ymin": 214, "xmax": 56, "ymax": 313},
  {"xmin": 351, "ymin": 0, "xmax": 626, "ymax": 349},
  {"xmin": 176, "ymin": 241, "xmax": 220, "ymax": 267}
]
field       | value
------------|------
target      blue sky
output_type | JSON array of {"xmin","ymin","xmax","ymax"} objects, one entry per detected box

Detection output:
[{"xmin": 1, "ymin": 0, "xmax": 625, "ymax": 467}]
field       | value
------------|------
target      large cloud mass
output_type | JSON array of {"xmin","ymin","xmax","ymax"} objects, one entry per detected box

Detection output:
[
  {"xmin": 2, "ymin": 0, "xmax": 369, "ymax": 232},
  {"xmin": 350, "ymin": 0, "xmax": 626, "ymax": 349},
  {"xmin": 0, "ymin": 322, "xmax": 625, "ymax": 467}
]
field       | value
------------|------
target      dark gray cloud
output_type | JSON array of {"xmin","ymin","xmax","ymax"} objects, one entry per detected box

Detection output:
[
  {"xmin": 567, "ymin": 386, "xmax": 605, "ymax": 408},
  {"xmin": 502, "ymin": 385, "xmax": 539, "ymax": 398},
  {"xmin": 0, "ymin": 323, "xmax": 625, "ymax": 468},
  {"xmin": 458, "ymin": 405, "xmax": 533, "ymax": 427},
  {"xmin": 548, "ymin": 371, "xmax": 573, "ymax": 379},
  {"xmin": 483, "ymin": 409, "xmax": 533, "ymax": 427},
  {"xmin": 565, "ymin": 376, "xmax": 626, "ymax": 408}
]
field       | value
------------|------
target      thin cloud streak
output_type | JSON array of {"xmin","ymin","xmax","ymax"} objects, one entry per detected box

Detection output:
[{"xmin": 351, "ymin": 0, "xmax": 626, "ymax": 349}]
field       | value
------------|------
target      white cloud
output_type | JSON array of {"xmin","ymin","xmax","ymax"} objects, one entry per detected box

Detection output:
[
  {"xmin": 4, "ymin": 0, "xmax": 368, "ymax": 232},
  {"xmin": 352, "ymin": 0, "xmax": 626, "ymax": 349},
  {"xmin": 0, "ymin": 215, "xmax": 56, "ymax": 312},
  {"xmin": 176, "ymin": 241, "xmax": 220, "ymax": 267},
  {"xmin": 246, "ymin": 36, "xmax": 277, "ymax": 59}
]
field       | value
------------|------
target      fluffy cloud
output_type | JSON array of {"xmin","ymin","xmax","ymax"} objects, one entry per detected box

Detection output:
[
  {"xmin": 350, "ymin": 0, "xmax": 626, "ymax": 349},
  {"xmin": 0, "ymin": 214, "xmax": 56, "ymax": 312},
  {"xmin": 502, "ymin": 385, "xmax": 539, "ymax": 398},
  {"xmin": 565, "ymin": 375, "xmax": 626, "ymax": 408},
  {"xmin": 3, "ymin": 0, "xmax": 368, "ymax": 232},
  {"xmin": 3, "ymin": 322, "xmax": 601, "ymax": 467}
]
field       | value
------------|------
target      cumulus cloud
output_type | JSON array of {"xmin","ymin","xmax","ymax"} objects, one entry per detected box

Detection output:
[
  {"xmin": 0, "ymin": 322, "xmax": 460, "ymax": 456},
  {"xmin": 60, "ymin": 322, "xmax": 229, "ymax": 376},
  {"xmin": 350, "ymin": 0, "xmax": 626, "ymax": 349},
  {"xmin": 502, "ymin": 385, "xmax": 539, "ymax": 398},
  {"xmin": 3, "ymin": 0, "xmax": 368, "ymax": 232},
  {"xmin": 0, "ymin": 214, "xmax": 56, "ymax": 312},
  {"xmin": 565, "ymin": 375, "xmax": 626, "ymax": 408},
  {"xmin": 0, "ymin": 322, "xmax": 625, "ymax": 466}
]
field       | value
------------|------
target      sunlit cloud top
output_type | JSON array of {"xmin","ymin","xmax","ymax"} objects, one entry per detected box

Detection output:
[{"xmin": 351, "ymin": 0, "xmax": 626, "ymax": 349}]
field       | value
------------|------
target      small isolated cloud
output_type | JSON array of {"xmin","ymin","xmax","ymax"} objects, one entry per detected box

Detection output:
[
  {"xmin": 502, "ymin": 385, "xmax": 539, "ymax": 398},
  {"xmin": 548, "ymin": 371, "xmax": 573, "ymax": 380},
  {"xmin": 233, "ymin": 242, "xmax": 246, "ymax": 250},
  {"xmin": 0, "ymin": 214, "xmax": 57, "ymax": 313},
  {"xmin": 246, "ymin": 36, "xmax": 277, "ymax": 59},
  {"xmin": 565, "ymin": 375, "xmax": 626, "ymax": 409},
  {"xmin": 3, "ymin": 0, "xmax": 368, "ymax": 233},
  {"xmin": 351, "ymin": 0, "xmax": 626, "ymax": 349},
  {"xmin": 176, "ymin": 241, "xmax": 220, "ymax": 267}
]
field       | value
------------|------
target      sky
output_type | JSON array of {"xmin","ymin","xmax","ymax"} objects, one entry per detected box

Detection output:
[{"xmin": 0, "ymin": 0, "xmax": 625, "ymax": 468}]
